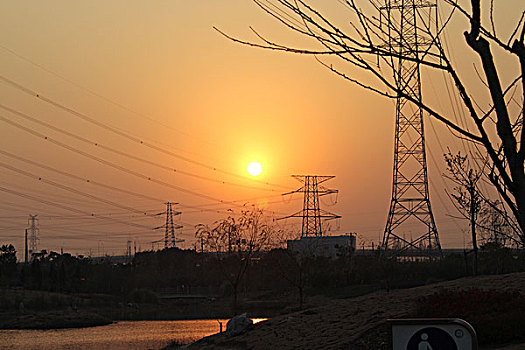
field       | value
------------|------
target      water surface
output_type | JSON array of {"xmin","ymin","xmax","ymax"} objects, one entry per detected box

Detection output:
[{"xmin": 0, "ymin": 319, "xmax": 229, "ymax": 350}]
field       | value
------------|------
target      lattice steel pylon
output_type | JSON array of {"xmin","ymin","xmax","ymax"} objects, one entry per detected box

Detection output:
[
  {"xmin": 27, "ymin": 214, "xmax": 39, "ymax": 257},
  {"xmin": 279, "ymin": 175, "xmax": 341, "ymax": 236},
  {"xmin": 380, "ymin": 0, "xmax": 442, "ymax": 258},
  {"xmin": 154, "ymin": 202, "xmax": 183, "ymax": 249}
]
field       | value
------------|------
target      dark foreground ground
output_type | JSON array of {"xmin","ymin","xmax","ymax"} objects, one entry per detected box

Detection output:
[{"xmin": 171, "ymin": 273, "xmax": 525, "ymax": 350}]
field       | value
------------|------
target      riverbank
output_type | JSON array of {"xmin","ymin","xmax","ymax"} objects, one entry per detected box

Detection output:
[
  {"xmin": 177, "ymin": 272, "xmax": 525, "ymax": 349},
  {"xmin": 0, "ymin": 289, "xmax": 114, "ymax": 329},
  {"xmin": 0, "ymin": 288, "xmax": 281, "ymax": 330},
  {"xmin": 0, "ymin": 310, "xmax": 111, "ymax": 329}
]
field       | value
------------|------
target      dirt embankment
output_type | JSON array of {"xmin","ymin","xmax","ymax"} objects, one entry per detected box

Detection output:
[{"xmin": 182, "ymin": 273, "xmax": 525, "ymax": 350}]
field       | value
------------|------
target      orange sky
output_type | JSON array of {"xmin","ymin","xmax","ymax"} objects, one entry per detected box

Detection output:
[{"xmin": 0, "ymin": 1, "xmax": 523, "ymax": 257}]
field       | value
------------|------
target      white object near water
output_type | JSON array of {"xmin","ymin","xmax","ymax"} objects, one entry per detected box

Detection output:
[{"xmin": 226, "ymin": 314, "xmax": 253, "ymax": 336}]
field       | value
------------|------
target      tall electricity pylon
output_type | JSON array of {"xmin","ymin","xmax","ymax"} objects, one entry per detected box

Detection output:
[
  {"xmin": 279, "ymin": 175, "xmax": 341, "ymax": 236},
  {"xmin": 380, "ymin": 0, "xmax": 442, "ymax": 258},
  {"xmin": 27, "ymin": 214, "xmax": 39, "ymax": 257},
  {"xmin": 154, "ymin": 202, "xmax": 183, "ymax": 249}
]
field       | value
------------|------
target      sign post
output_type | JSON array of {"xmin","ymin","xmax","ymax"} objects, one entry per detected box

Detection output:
[{"xmin": 390, "ymin": 318, "xmax": 477, "ymax": 350}]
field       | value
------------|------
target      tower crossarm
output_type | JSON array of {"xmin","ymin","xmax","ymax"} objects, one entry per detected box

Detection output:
[{"xmin": 280, "ymin": 175, "xmax": 341, "ymax": 237}]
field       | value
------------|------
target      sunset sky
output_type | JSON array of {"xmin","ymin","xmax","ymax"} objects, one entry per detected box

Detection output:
[{"xmin": 0, "ymin": 1, "xmax": 523, "ymax": 257}]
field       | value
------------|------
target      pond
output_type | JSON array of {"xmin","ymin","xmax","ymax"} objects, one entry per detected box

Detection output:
[{"xmin": 0, "ymin": 319, "xmax": 266, "ymax": 350}]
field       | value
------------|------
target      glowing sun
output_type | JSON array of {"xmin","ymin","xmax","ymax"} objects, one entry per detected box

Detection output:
[{"xmin": 247, "ymin": 162, "xmax": 262, "ymax": 176}]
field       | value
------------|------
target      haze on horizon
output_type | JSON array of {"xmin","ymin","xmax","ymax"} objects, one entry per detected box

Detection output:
[{"xmin": 0, "ymin": 0, "xmax": 522, "ymax": 257}]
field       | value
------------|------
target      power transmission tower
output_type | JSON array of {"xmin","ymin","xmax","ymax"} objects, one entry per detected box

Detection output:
[
  {"xmin": 380, "ymin": 0, "xmax": 442, "ymax": 258},
  {"xmin": 279, "ymin": 175, "xmax": 341, "ymax": 236},
  {"xmin": 126, "ymin": 240, "xmax": 132, "ymax": 260},
  {"xmin": 27, "ymin": 214, "xmax": 39, "ymax": 258},
  {"xmin": 154, "ymin": 202, "xmax": 183, "ymax": 249},
  {"xmin": 24, "ymin": 229, "xmax": 28, "ymax": 263}
]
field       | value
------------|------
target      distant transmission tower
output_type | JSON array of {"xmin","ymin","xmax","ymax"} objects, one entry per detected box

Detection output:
[
  {"xmin": 380, "ymin": 0, "xmax": 442, "ymax": 258},
  {"xmin": 154, "ymin": 202, "xmax": 183, "ymax": 249},
  {"xmin": 279, "ymin": 175, "xmax": 341, "ymax": 236},
  {"xmin": 27, "ymin": 214, "xmax": 39, "ymax": 257},
  {"xmin": 126, "ymin": 240, "xmax": 132, "ymax": 260}
]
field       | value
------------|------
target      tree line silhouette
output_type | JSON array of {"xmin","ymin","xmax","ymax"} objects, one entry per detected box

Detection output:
[{"xmin": 1, "ymin": 242, "xmax": 525, "ymax": 314}]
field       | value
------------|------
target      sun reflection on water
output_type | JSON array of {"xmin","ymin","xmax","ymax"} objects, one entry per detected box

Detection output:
[{"xmin": 252, "ymin": 318, "xmax": 268, "ymax": 324}]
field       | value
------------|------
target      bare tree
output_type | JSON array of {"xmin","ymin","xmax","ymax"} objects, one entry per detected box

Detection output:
[
  {"xmin": 478, "ymin": 200, "xmax": 522, "ymax": 248},
  {"xmin": 444, "ymin": 151, "xmax": 483, "ymax": 274},
  {"xmin": 218, "ymin": 0, "xmax": 525, "ymax": 245},
  {"xmin": 275, "ymin": 247, "xmax": 311, "ymax": 309},
  {"xmin": 277, "ymin": 231, "xmax": 321, "ymax": 309},
  {"xmin": 195, "ymin": 206, "xmax": 272, "ymax": 314}
]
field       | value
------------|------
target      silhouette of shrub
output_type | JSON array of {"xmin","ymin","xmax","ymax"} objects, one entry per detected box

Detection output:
[
  {"xmin": 416, "ymin": 288, "xmax": 525, "ymax": 345},
  {"xmin": 219, "ymin": 281, "xmax": 233, "ymax": 297},
  {"xmin": 129, "ymin": 288, "xmax": 158, "ymax": 304}
]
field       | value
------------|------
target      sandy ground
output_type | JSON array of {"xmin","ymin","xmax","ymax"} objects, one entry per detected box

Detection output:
[{"xmin": 181, "ymin": 273, "xmax": 525, "ymax": 350}]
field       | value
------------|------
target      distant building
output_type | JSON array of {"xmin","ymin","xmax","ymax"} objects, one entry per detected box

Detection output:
[{"xmin": 287, "ymin": 234, "xmax": 356, "ymax": 259}]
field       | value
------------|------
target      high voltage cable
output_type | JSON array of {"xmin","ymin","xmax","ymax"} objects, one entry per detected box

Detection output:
[
  {"xmin": 0, "ymin": 223, "xmax": 161, "ymax": 240},
  {"xmin": 0, "ymin": 74, "xmax": 291, "ymax": 190},
  {"xmin": 0, "ymin": 148, "xmax": 164, "ymax": 202},
  {"xmin": 0, "ymin": 83, "xmax": 298, "ymax": 210},
  {"xmin": 0, "ymin": 196, "xmax": 159, "ymax": 219},
  {"xmin": 0, "ymin": 149, "xmax": 287, "ymax": 220},
  {"xmin": 34, "ymin": 231, "xmax": 158, "ymax": 240},
  {"xmin": 0, "ymin": 162, "xmax": 156, "ymax": 216},
  {"xmin": 437, "ymin": 10, "xmax": 492, "ymax": 196},
  {"xmin": 176, "ymin": 193, "xmax": 299, "ymax": 216},
  {"xmin": 0, "ymin": 211, "xmax": 162, "ymax": 220},
  {"xmin": 0, "ymin": 116, "xmax": 292, "ymax": 215},
  {"xmin": 0, "ymin": 223, "xmax": 154, "ymax": 235},
  {"xmin": 0, "ymin": 180, "xmax": 87, "ymax": 205},
  {"xmin": 0, "ymin": 104, "xmax": 280, "ymax": 193},
  {"xmin": 0, "ymin": 185, "xmax": 153, "ymax": 230},
  {"xmin": 0, "ymin": 177, "xmax": 98, "ymax": 207},
  {"xmin": 0, "ymin": 43, "xmax": 234, "ymax": 156},
  {"xmin": 31, "ymin": 213, "xmax": 160, "ymax": 225},
  {"xmin": 0, "ymin": 227, "xmax": 141, "ymax": 236},
  {"xmin": 0, "ymin": 161, "xmax": 157, "ymax": 217},
  {"xmin": 0, "ymin": 82, "xmax": 298, "ymax": 220},
  {"xmin": 0, "ymin": 189, "xmax": 156, "ymax": 230},
  {"xmin": 0, "ymin": 196, "xmax": 66, "ymax": 216},
  {"xmin": 0, "ymin": 114, "xmax": 250, "ymax": 208},
  {"xmin": 0, "ymin": 216, "xmax": 137, "ymax": 228},
  {"xmin": 24, "ymin": 211, "xmax": 160, "ymax": 219},
  {"xmin": 0, "ymin": 149, "xmax": 257, "ymax": 216}
]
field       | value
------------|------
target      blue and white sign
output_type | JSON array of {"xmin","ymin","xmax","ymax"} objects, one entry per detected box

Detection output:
[{"xmin": 391, "ymin": 318, "xmax": 477, "ymax": 350}]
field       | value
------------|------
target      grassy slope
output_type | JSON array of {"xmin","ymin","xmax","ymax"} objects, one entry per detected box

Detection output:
[{"xmin": 182, "ymin": 273, "xmax": 525, "ymax": 350}]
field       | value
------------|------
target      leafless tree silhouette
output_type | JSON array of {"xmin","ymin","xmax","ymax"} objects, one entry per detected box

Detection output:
[
  {"xmin": 217, "ymin": 0, "xmax": 525, "ymax": 245},
  {"xmin": 444, "ymin": 151, "xmax": 484, "ymax": 273},
  {"xmin": 195, "ymin": 206, "xmax": 271, "ymax": 313}
]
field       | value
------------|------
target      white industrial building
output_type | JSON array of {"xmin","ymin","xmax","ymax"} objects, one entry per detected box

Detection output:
[{"xmin": 287, "ymin": 234, "xmax": 356, "ymax": 259}]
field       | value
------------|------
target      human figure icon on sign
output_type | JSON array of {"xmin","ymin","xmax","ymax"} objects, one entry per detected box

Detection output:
[
  {"xmin": 418, "ymin": 333, "xmax": 434, "ymax": 350},
  {"xmin": 405, "ymin": 326, "xmax": 458, "ymax": 350}
]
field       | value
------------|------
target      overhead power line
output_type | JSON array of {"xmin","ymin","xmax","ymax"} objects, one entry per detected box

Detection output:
[
  {"xmin": 0, "ymin": 149, "xmax": 258, "ymax": 216},
  {"xmin": 0, "ymin": 103, "xmax": 280, "ymax": 193},
  {"xmin": 0, "ymin": 74, "xmax": 291, "ymax": 190},
  {"xmin": 0, "ymin": 43, "xmax": 236, "ymax": 155},
  {"xmin": 0, "ymin": 115, "xmax": 294, "ymax": 215},
  {"xmin": 0, "ymin": 149, "xmax": 162, "ymax": 201},
  {"xmin": 0, "ymin": 161, "xmax": 157, "ymax": 217},
  {"xmin": 0, "ymin": 113, "xmax": 248, "ymax": 208},
  {"xmin": 0, "ymin": 185, "xmax": 153, "ymax": 230}
]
